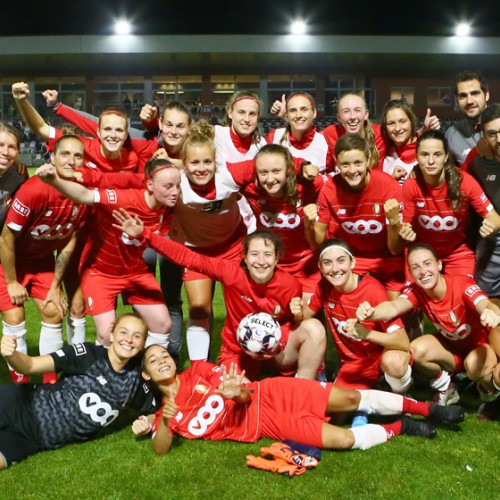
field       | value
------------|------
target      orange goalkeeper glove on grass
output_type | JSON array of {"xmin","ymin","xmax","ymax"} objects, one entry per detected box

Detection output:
[
  {"xmin": 260, "ymin": 442, "xmax": 319, "ymax": 468},
  {"xmin": 246, "ymin": 455, "xmax": 306, "ymax": 476}
]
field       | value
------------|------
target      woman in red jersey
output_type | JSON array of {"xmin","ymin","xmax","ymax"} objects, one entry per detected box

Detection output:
[{"xmin": 400, "ymin": 130, "xmax": 500, "ymax": 277}]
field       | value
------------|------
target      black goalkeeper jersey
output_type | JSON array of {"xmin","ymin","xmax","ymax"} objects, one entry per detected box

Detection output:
[{"xmin": 30, "ymin": 343, "xmax": 158, "ymax": 449}]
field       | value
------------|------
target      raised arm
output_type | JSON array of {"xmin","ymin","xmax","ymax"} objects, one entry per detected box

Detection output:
[
  {"xmin": 357, "ymin": 297, "xmax": 414, "ymax": 323},
  {"xmin": 12, "ymin": 82, "xmax": 50, "ymax": 140},
  {"xmin": 36, "ymin": 164, "xmax": 95, "ymax": 205},
  {"xmin": 1, "ymin": 335, "xmax": 55, "ymax": 374},
  {"xmin": 384, "ymin": 198, "xmax": 403, "ymax": 255},
  {"xmin": 303, "ymin": 203, "xmax": 328, "ymax": 250}
]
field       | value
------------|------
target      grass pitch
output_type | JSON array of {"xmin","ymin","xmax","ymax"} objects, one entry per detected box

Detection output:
[{"xmin": 1, "ymin": 285, "xmax": 499, "ymax": 499}]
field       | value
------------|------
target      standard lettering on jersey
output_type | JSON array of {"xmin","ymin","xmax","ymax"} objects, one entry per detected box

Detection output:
[
  {"xmin": 418, "ymin": 215, "xmax": 458, "ymax": 231},
  {"xmin": 105, "ymin": 189, "xmax": 118, "ymax": 204},
  {"xmin": 30, "ymin": 223, "xmax": 75, "ymax": 240},
  {"xmin": 432, "ymin": 322, "xmax": 471, "ymax": 341},
  {"xmin": 12, "ymin": 198, "xmax": 30, "ymax": 217},
  {"xmin": 341, "ymin": 220, "xmax": 383, "ymax": 235},
  {"xmin": 464, "ymin": 284, "xmax": 481, "ymax": 298},
  {"xmin": 187, "ymin": 394, "xmax": 224, "ymax": 436},
  {"xmin": 259, "ymin": 211, "xmax": 300, "ymax": 229},
  {"xmin": 78, "ymin": 392, "xmax": 119, "ymax": 426}
]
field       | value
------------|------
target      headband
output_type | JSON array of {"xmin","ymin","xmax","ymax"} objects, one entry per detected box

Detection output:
[
  {"xmin": 319, "ymin": 244, "xmax": 353, "ymax": 261},
  {"xmin": 286, "ymin": 93, "xmax": 316, "ymax": 109},
  {"xmin": 146, "ymin": 165, "xmax": 176, "ymax": 181},
  {"xmin": 231, "ymin": 96, "xmax": 261, "ymax": 108}
]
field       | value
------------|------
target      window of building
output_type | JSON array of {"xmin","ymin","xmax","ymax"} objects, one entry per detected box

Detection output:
[
  {"xmin": 427, "ymin": 87, "xmax": 452, "ymax": 106},
  {"xmin": 390, "ymin": 87, "xmax": 414, "ymax": 105}
]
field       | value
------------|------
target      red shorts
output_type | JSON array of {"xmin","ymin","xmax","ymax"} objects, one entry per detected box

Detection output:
[
  {"xmin": 354, "ymin": 256, "xmax": 406, "ymax": 292},
  {"xmin": 333, "ymin": 353, "xmax": 383, "ymax": 390},
  {"xmin": 259, "ymin": 377, "xmax": 331, "ymax": 448},
  {"xmin": 80, "ymin": 269, "xmax": 164, "ymax": 316},
  {"xmin": 0, "ymin": 257, "xmax": 55, "ymax": 311},
  {"xmin": 183, "ymin": 238, "xmax": 243, "ymax": 282}
]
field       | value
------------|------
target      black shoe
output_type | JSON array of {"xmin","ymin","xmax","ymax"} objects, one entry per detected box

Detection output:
[
  {"xmin": 429, "ymin": 403, "xmax": 465, "ymax": 423},
  {"xmin": 477, "ymin": 399, "xmax": 500, "ymax": 421},
  {"xmin": 401, "ymin": 416, "xmax": 436, "ymax": 439}
]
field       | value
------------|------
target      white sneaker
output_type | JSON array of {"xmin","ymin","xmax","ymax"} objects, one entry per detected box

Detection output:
[{"xmin": 433, "ymin": 383, "xmax": 460, "ymax": 406}]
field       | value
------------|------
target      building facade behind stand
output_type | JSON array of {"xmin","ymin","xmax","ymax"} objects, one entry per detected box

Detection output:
[{"xmin": 1, "ymin": 33, "xmax": 499, "ymax": 165}]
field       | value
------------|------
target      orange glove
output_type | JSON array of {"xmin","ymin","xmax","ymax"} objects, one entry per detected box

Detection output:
[
  {"xmin": 260, "ymin": 442, "xmax": 319, "ymax": 468},
  {"xmin": 245, "ymin": 455, "xmax": 306, "ymax": 476}
]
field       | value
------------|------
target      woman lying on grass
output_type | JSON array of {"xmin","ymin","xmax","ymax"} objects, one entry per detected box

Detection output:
[
  {"xmin": 133, "ymin": 344, "xmax": 465, "ymax": 455},
  {"xmin": 0, "ymin": 314, "xmax": 160, "ymax": 469}
]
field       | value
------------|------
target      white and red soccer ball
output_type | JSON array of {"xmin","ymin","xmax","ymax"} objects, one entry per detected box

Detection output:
[{"xmin": 236, "ymin": 312, "xmax": 282, "ymax": 358}]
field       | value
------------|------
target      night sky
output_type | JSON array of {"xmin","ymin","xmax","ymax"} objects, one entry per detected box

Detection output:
[{"xmin": 0, "ymin": 1, "xmax": 496, "ymax": 37}]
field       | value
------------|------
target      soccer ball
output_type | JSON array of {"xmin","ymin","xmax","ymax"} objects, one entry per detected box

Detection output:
[{"xmin": 236, "ymin": 312, "xmax": 282, "ymax": 358}]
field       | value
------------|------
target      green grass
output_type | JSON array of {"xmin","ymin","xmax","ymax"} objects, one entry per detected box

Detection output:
[{"xmin": 1, "ymin": 284, "xmax": 499, "ymax": 499}]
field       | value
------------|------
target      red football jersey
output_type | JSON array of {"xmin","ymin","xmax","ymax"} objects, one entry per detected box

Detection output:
[
  {"xmin": 6, "ymin": 176, "xmax": 87, "ymax": 259},
  {"xmin": 242, "ymin": 175, "xmax": 327, "ymax": 274},
  {"xmin": 308, "ymin": 275, "xmax": 403, "ymax": 363},
  {"xmin": 143, "ymin": 230, "xmax": 302, "ymax": 354},
  {"xmin": 317, "ymin": 169, "xmax": 402, "ymax": 258},
  {"xmin": 152, "ymin": 361, "xmax": 261, "ymax": 442},
  {"xmin": 80, "ymin": 188, "xmax": 169, "ymax": 276},
  {"xmin": 400, "ymin": 275, "xmax": 490, "ymax": 355},
  {"xmin": 402, "ymin": 171, "xmax": 492, "ymax": 257}
]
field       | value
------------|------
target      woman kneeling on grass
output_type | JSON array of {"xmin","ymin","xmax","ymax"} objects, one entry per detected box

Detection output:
[
  {"xmin": 0, "ymin": 313, "xmax": 160, "ymax": 470},
  {"xmin": 133, "ymin": 344, "xmax": 465, "ymax": 455}
]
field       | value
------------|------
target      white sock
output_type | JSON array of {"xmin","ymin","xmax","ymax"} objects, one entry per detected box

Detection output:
[
  {"xmin": 186, "ymin": 319, "xmax": 210, "ymax": 361},
  {"xmin": 430, "ymin": 370, "xmax": 451, "ymax": 392},
  {"xmin": 350, "ymin": 424, "xmax": 388, "ymax": 450},
  {"xmin": 146, "ymin": 331, "xmax": 169, "ymax": 349},
  {"xmin": 385, "ymin": 365, "xmax": 413, "ymax": 394},
  {"xmin": 356, "ymin": 390, "xmax": 404, "ymax": 415},
  {"xmin": 493, "ymin": 379, "xmax": 500, "ymax": 392},
  {"xmin": 66, "ymin": 316, "xmax": 86, "ymax": 344},
  {"xmin": 39, "ymin": 322, "xmax": 63, "ymax": 355}
]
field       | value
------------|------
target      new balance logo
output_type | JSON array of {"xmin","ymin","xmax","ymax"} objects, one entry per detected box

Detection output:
[
  {"xmin": 416, "ymin": 202, "xmax": 425, "ymax": 207},
  {"xmin": 337, "ymin": 209, "xmax": 346, "ymax": 215},
  {"xmin": 486, "ymin": 175, "xmax": 496, "ymax": 181}
]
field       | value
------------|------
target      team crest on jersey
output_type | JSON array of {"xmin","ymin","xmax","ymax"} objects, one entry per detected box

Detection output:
[
  {"xmin": 45, "ymin": 210, "xmax": 53, "ymax": 217},
  {"xmin": 295, "ymin": 199, "xmax": 302, "ymax": 208},
  {"xmin": 373, "ymin": 203, "xmax": 381, "ymax": 215},
  {"xmin": 195, "ymin": 384, "xmax": 209, "ymax": 395},
  {"xmin": 240, "ymin": 295, "xmax": 253, "ymax": 303},
  {"xmin": 417, "ymin": 202, "xmax": 425, "ymax": 207},
  {"xmin": 105, "ymin": 189, "xmax": 117, "ymax": 204},
  {"xmin": 71, "ymin": 206, "xmax": 79, "ymax": 218},
  {"xmin": 12, "ymin": 198, "xmax": 30, "ymax": 217}
]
